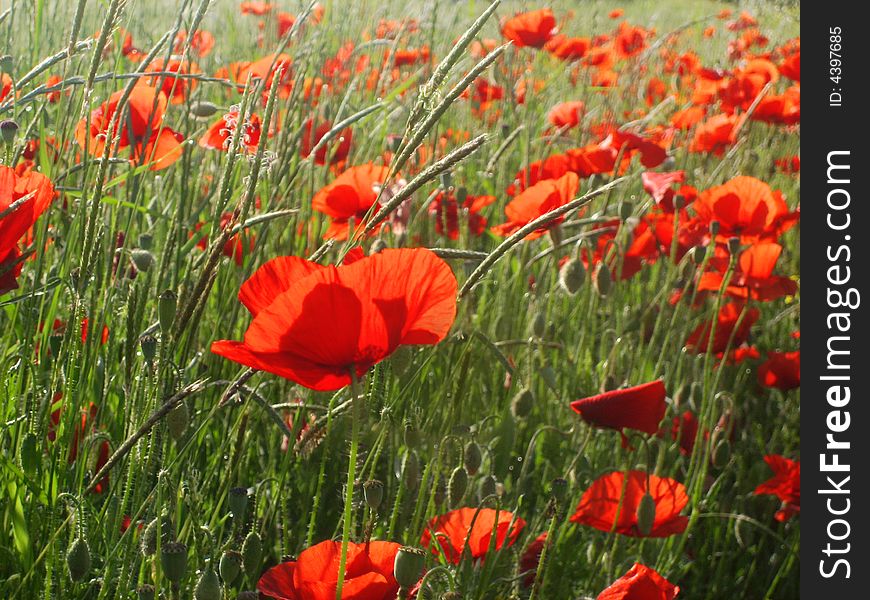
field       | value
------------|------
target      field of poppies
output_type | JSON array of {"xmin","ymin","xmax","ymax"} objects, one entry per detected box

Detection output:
[{"xmin": 0, "ymin": 0, "xmax": 801, "ymax": 598}]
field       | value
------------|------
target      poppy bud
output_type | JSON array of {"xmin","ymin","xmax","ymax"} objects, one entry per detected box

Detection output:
[
  {"xmin": 241, "ymin": 531, "xmax": 262, "ymax": 575},
  {"xmin": 166, "ymin": 402, "xmax": 189, "ymax": 441},
  {"xmin": 439, "ymin": 172, "xmax": 453, "ymax": 190},
  {"xmin": 158, "ymin": 289, "xmax": 177, "ymax": 334},
  {"xmin": 67, "ymin": 537, "xmax": 91, "ymax": 582},
  {"xmin": 219, "ymin": 550, "xmax": 242, "ymax": 584},
  {"xmin": 138, "ymin": 233, "xmax": 153, "ymax": 250},
  {"xmin": 130, "ymin": 249, "xmax": 154, "ymax": 272},
  {"xmin": 0, "ymin": 119, "xmax": 19, "ymax": 145},
  {"xmin": 363, "ymin": 479, "xmax": 385, "ymax": 510},
  {"xmin": 673, "ymin": 194, "xmax": 685, "ymax": 210},
  {"xmin": 404, "ymin": 420, "xmax": 421, "ymax": 448},
  {"xmin": 140, "ymin": 335, "xmax": 157, "ymax": 364},
  {"xmin": 539, "ymin": 365, "xmax": 558, "ymax": 391},
  {"xmin": 447, "ymin": 466, "xmax": 468, "ymax": 508},
  {"xmin": 478, "ymin": 474, "xmax": 497, "ymax": 501},
  {"xmin": 558, "ymin": 257, "xmax": 586, "ymax": 295},
  {"xmin": 136, "ymin": 585, "xmax": 156, "ymax": 600},
  {"xmin": 550, "ymin": 477, "xmax": 568, "ymax": 503},
  {"xmin": 618, "ymin": 200, "xmax": 633, "ymax": 221},
  {"xmin": 190, "ymin": 101, "xmax": 220, "ymax": 118},
  {"xmin": 692, "ymin": 245, "xmax": 706, "ymax": 266},
  {"xmin": 530, "ymin": 311, "xmax": 546, "ymax": 338},
  {"xmin": 463, "ymin": 441, "xmax": 482, "ymax": 476},
  {"xmin": 636, "ymin": 492, "xmax": 656, "ymax": 536},
  {"xmin": 369, "ymin": 238, "xmax": 388, "ymax": 255},
  {"xmin": 141, "ymin": 512, "xmax": 173, "ymax": 557},
  {"xmin": 0, "ymin": 55, "xmax": 13, "ymax": 72},
  {"xmin": 712, "ymin": 438, "xmax": 731, "ymax": 468},
  {"xmin": 228, "ymin": 486, "xmax": 249, "ymax": 521},
  {"xmin": 510, "ymin": 388, "xmax": 534, "ymax": 419},
  {"xmin": 194, "ymin": 566, "xmax": 222, "ymax": 600},
  {"xmin": 594, "ymin": 263, "xmax": 612, "ymax": 297},
  {"xmin": 709, "ymin": 220, "xmax": 720, "ymax": 236},
  {"xmin": 161, "ymin": 541, "xmax": 188, "ymax": 583},
  {"xmin": 401, "ymin": 450, "xmax": 420, "ymax": 491},
  {"xmin": 727, "ymin": 236, "xmax": 741, "ymax": 255},
  {"xmin": 394, "ymin": 546, "xmax": 426, "ymax": 589},
  {"xmin": 20, "ymin": 431, "xmax": 40, "ymax": 475}
]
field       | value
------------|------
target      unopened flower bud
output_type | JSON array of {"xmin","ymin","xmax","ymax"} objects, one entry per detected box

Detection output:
[
  {"xmin": 404, "ymin": 421, "xmax": 421, "ymax": 448},
  {"xmin": 141, "ymin": 512, "xmax": 173, "ymax": 557},
  {"xmin": 20, "ymin": 431, "xmax": 40, "ymax": 475},
  {"xmin": 161, "ymin": 541, "xmax": 188, "ymax": 583},
  {"xmin": 219, "ymin": 550, "xmax": 243, "ymax": 585},
  {"xmin": 447, "ymin": 466, "xmax": 468, "ymax": 508},
  {"xmin": 594, "ymin": 263, "xmax": 612, "ymax": 297},
  {"xmin": 194, "ymin": 565, "xmax": 222, "ymax": 600},
  {"xmin": 727, "ymin": 236, "xmax": 741, "ymax": 255},
  {"xmin": 136, "ymin": 584, "xmax": 156, "ymax": 600},
  {"xmin": 67, "ymin": 537, "xmax": 91, "ymax": 582},
  {"xmin": 709, "ymin": 220, "xmax": 720, "ymax": 236},
  {"xmin": 130, "ymin": 249, "xmax": 154, "ymax": 272},
  {"xmin": 140, "ymin": 335, "xmax": 157, "ymax": 363},
  {"xmin": 190, "ymin": 101, "xmax": 220, "ymax": 118},
  {"xmin": 363, "ymin": 479, "xmax": 385, "ymax": 510},
  {"xmin": 550, "ymin": 477, "xmax": 568, "ymax": 503},
  {"xmin": 692, "ymin": 245, "xmax": 706, "ymax": 265},
  {"xmin": 0, "ymin": 119, "xmax": 19, "ymax": 145},
  {"xmin": 636, "ymin": 492, "xmax": 656, "ymax": 536},
  {"xmin": 228, "ymin": 487, "xmax": 249, "ymax": 521},
  {"xmin": 394, "ymin": 546, "xmax": 426, "ymax": 589},
  {"xmin": 673, "ymin": 194, "xmax": 685, "ymax": 210},
  {"xmin": 401, "ymin": 450, "xmax": 420, "ymax": 491},
  {"xmin": 558, "ymin": 257, "xmax": 586, "ymax": 295},
  {"xmin": 166, "ymin": 402, "xmax": 189, "ymax": 441},
  {"xmin": 530, "ymin": 311, "xmax": 546, "ymax": 338},
  {"xmin": 158, "ymin": 289, "xmax": 177, "ymax": 334},
  {"xmin": 510, "ymin": 388, "xmax": 534, "ymax": 419},
  {"xmin": 463, "ymin": 441, "xmax": 482, "ymax": 476},
  {"xmin": 478, "ymin": 474, "xmax": 497, "ymax": 501},
  {"xmin": 241, "ymin": 531, "xmax": 262, "ymax": 575}
]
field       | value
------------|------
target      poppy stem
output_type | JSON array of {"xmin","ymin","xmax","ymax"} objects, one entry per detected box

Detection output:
[{"xmin": 335, "ymin": 369, "xmax": 364, "ymax": 600}]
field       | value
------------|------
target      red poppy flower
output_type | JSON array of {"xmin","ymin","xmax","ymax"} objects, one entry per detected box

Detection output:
[
  {"xmin": 685, "ymin": 301, "xmax": 759, "ymax": 355},
  {"xmin": 669, "ymin": 107, "xmax": 705, "ymax": 131},
  {"xmin": 501, "ymin": 9, "xmax": 557, "ymax": 48},
  {"xmin": 566, "ymin": 143, "xmax": 619, "ymax": 178},
  {"xmin": 751, "ymin": 86, "xmax": 800, "ymax": 126},
  {"xmin": 754, "ymin": 455, "xmax": 800, "ymax": 521},
  {"xmin": 1, "ymin": 166, "xmax": 56, "ymax": 294},
  {"xmin": 602, "ymin": 131, "xmax": 666, "ymax": 169},
  {"xmin": 757, "ymin": 351, "xmax": 800, "ymax": 390},
  {"xmin": 689, "ymin": 113, "xmax": 741, "ymax": 156},
  {"xmin": 193, "ymin": 212, "xmax": 255, "ymax": 266},
  {"xmin": 693, "ymin": 176, "xmax": 797, "ymax": 243},
  {"xmin": 698, "ymin": 242, "xmax": 797, "ymax": 301},
  {"xmin": 145, "ymin": 58, "xmax": 200, "ymax": 104},
  {"xmin": 544, "ymin": 35, "xmax": 590, "ymax": 61},
  {"xmin": 173, "ymin": 29, "xmax": 215, "ymax": 57},
  {"xmin": 506, "ymin": 154, "xmax": 571, "ymax": 197},
  {"xmin": 583, "ymin": 219, "xmax": 659, "ymax": 280},
  {"xmin": 300, "ymin": 119, "xmax": 353, "ymax": 166},
  {"xmin": 609, "ymin": 9, "xmax": 624, "ymax": 19},
  {"xmin": 658, "ymin": 410, "xmax": 700, "ymax": 455},
  {"xmin": 597, "ymin": 563, "xmax": 680, "ymax": 600},
  {"xmin": 311, "ymin": 163, "xmax": 391, "ymax": 240},
  {"xmin": 570, "ymin": 470, "xmax": 689, "ymax": 537},
  {"xmin": 641, "ymin": 171, "xmax": 692, "ymax": 213},
  {"xmin": 428, "ymin": 190, "xmax": 495, "ymax": 240},
  {"xmin": 199, "ymin": 108, "xmax": 268, "ymax": 153},
  {"xmin": 257, "ymin": 539, "xmax": 401, "ymax": 600},
  {"xmin": 548, "ymin": 101, "xmax": 585, "ymax": 129},
  {"xmin": 779, "ymin": 52, "xmax": 800, "ymax": 82},
  {"xmin": 491, "ymin": 172, "xmax": 580, "ymax": 240},
  {"xmin": 519, "ymin": 532, "xmax": 548, "ymax": 587},
  {"xmin": 211, "ymin": 248, "xmax": 457, "ymax": 391},
  {"xmin": 571, "ymin": 380, "xmax": 667, "ymax": 435},
  {"xmin": 774, "ymin": 156, "xmax": 800, "ymax": 175},
  {"xmin": 420, "ymin": 507, "xmax": 526, "ymax": 564},
  {"xmin": 241, "ymin": 2, "xmax": 273, "ymax": 16}
]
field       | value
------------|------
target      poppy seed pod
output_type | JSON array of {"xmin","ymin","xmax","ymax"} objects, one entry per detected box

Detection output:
[
  {"xmin": 140, "ymin": 335, "xmax": 157, "ymax": 363},
  {"xmin": 158, "ymin": 289, "xmax": 177, "ymax": 334},
  {"xmin": 194, "ymin": 566, "xmax": 222, "ymax": 600},
  {"xmin": 394, "ymin": 546, "xmax": 426, "ymax": 589},
  {"xmin": 404, "ymin": 421, "xmax": 421, "ymax": 448},
  {"xmin": 66, "ymin": 537, "xmax": 91, "ymax": 582},
  {"xmin": 130, "ymin": 249, "xmax": 155, "ymax": 272},
  {"xmin": 20, "ymin": 431, "xmax": 39, "ymax": 475},
  {"xmin": 636, "ymin": 492, "xmax": 656, "ymax": 536},
  {"xmin": 447, "ymin": 466, "xmax": 468, "ymax": 508},
  {"xmin": 241, "ymin": 531, "xmax": 262, "ymax": 575},
  {"xmin": 190, "ymin": 100, "xmax": 220, "ymax": 118},
  {"xmin": 709, "ymin": 220, "xmax": 720, "ymax": 236},
  {"xmin": 692, "ymin": 245, "xmax": 706, "ymax": 266},
  {"xmin": 363, "ymin": 479, "xmax": 385, "ymax": 510},
  {"xmin": 136, "ymin": 584, "xmax": 156, "ymax": 600},
  {"xmin": 558, "ymin": 257, "xmax": 586, "ymax": 295},
  {"xmin": 727, "ymin": 236, "xmax": 741, "ymax": 255},
  {"xmin": 228, "ymin": 486, "xmax": 249, "ymax": 521},
  {"xmin": 594, "ymin": 263, "xmax": 612, "ymax": 297},
  {"xmin": 160, "ymin": 541, "xmax": 188, "ymax": 583},
  {"xmin": 673, "ymin": 194, "xmax": 686, "ymax": 210},
  {"xmin": 219, "ymin": 550, "xmax": 242, "ymax": 584},
  {"xmin": 166, "ymin": 402, "xmax": 189, "ymax": 441},
  {"xmin": 0, "ymin": 119, "xmax": 19, "ymax": 144},
  {"xmin": 463, "ymin": 441, "xmax": 482, "ymax": 476},
  {"xmin": 510, "ymin": 388, "xmax": 534, "ymax": 419},
  {"xmin": 0, "ymin": 55, "xmax": 12, "ymax": 72},
  {"xmin": 530, "ymin": 311, "xmax": 546, "ymax": 338}
]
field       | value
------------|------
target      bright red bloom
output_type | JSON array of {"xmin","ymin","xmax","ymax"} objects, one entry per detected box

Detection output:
[
  {"xmin": 193, "ymin": 212, "xmax": 255, "ymax": 266},
  {"xmin": 548, "ymin": 101, "xmax": 585, "ymax": 129},
  {"xmin": 698, "ymin": 242, "xmax": 797, "ymax": 301},
  {"xmin": 420, "ymin": 507, "xmax": 526, "ymax": 564},
  {"xmin": 241, "ymin": 2, "xmax": 273, "ymax": 16},
  {"xmin": 659, "ymin": 410, "xmax": 700, "ymax": 455},
  {"xmin": 609, "ymin": 9, "xmax": 624, "ymax": 19},
  {"xmin": 641, "ymin": 171, "xmax": 693, "ymax": 213},
  {"xmin": 506, "ymin": 154, "xmax": 571, "ymax": 197},
  {"xmin": 211, "ymin": 248, "xmax": 457, "ymax": 391},
  {"xmin": 519, "ymin": 532, "xmax": 548, "ymax": 587},
  {"xmin": 779, "ymin": 52, "xmax": 800, "ymax": 82},
  {"xmin": 491, "ymin": 172, "xmax": 580, "ymax": 239},
  {"xmin": 757, "ymin": 351, "xmax": 800, "ymax": 390},
  {"xmin": 570, "ymin": 470, "xmax": 689, "ymax": 537},
  {"xmin": 754, "ymin": 455, "xmax": 800, "ymax": 521},
  {"xmin": 300, "ymin": 119, "xmax": 353, "ymax": 166},
  {"xmin": 544, "ymin": 35, "xmax": 590, "ymax": 61},
  {"xmin": 570, "ymin": 380, "xmax": 667, "ymax": 435},
  {"xmin": 693, "ymin": 176, "xmax": 797, "ymax": 243},
  {"xmin": 428, "ymin": 190, "xmax": 495, "ymax": 240},
  {"xmin": 1, "ymin": 167, "xmax": 56, "ymax": 294},
  {"xmin": 689, "ymin": 113, "xmax": 741, "ymax": 156},
  {"xmin": 501, "ymin": 9, "xmax": 557, "ymax": 48},
  {"xmin": 173, "ymin": 29, "xmax": 215, "ymax": 57},
  {"xmin": 311, "ymin": 164, "xmax": 391, "ymax": 240},
  {"xmin": 583, "ymin": 218, "xmax": 659, "ymax": 280},
  {"xmin": 199, "ymin": 108, "xmax": 268, "ymax": 154},
  {"xmin": 685, "ymin": 301, "xmax": 759, "ymax": 355},
  {"xmin": 145, "ymin": 58, "xmax": 200, "ymax": 104},
  {"xmin": 597, "ymin": 563, "xmax": 680, "ymax": 600},
  {"xmin": 257, "ymin": 539, "xmax": 401, "ymax": 600}
]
